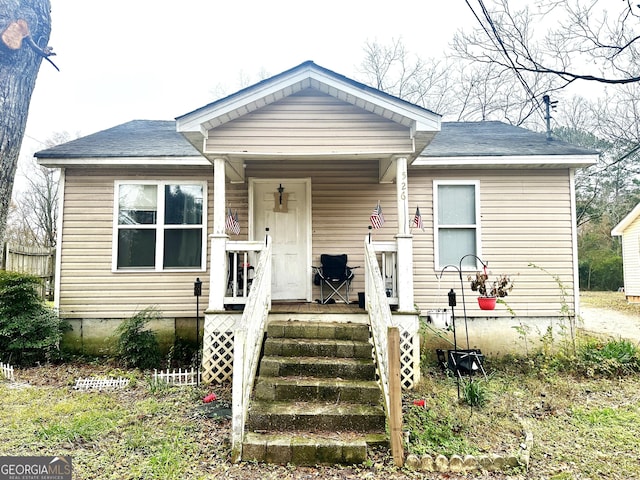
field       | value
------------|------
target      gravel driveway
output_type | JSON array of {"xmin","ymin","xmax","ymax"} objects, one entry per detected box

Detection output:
[{"xmin": 579, "ymin": 305, "xmax": 640, "ymax": 343}]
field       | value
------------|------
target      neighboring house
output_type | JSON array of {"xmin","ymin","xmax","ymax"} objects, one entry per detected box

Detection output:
[
  {"xmin": 612, "ymin": 203, "xmax": 640, "ymax": 302},
  {"xmin": 36, "ymin": 61, "xmax": 598, "ymax": 374}
]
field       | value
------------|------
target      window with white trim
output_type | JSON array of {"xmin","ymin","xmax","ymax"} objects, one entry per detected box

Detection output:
[
  {"xmin": 114, "ymin": 181, "xmax": 206, "ymax": 271},
  {"xmin": 433, "ymin": 180, "xmax": 481, "ymax": 269}
]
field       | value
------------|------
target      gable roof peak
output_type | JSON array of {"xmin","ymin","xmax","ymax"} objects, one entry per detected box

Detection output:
[{"xmin": 175, "ymin": 61, "xmax": 440, "ymax": 135}]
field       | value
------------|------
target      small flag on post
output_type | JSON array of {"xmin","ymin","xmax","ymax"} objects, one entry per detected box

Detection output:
[
  {"xmin": 413, "ymin": 206, "xmax": 424, "ymax": 231},
  {"xmin": 225, "ymin": 208, "xmax": 240, "ymax": 235},
  {"xmin": 370, "ymin": 201, "xmax": 385, "ymax": 229}
]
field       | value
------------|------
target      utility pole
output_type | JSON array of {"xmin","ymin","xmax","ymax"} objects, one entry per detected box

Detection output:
[{"xmin": 542, "ymin": 95, "xmax": 558, "ymax": 141}]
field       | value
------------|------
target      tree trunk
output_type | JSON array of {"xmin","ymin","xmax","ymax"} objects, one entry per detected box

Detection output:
[{"xmin": 0, "ymin": 0, "xmax": 51, "ymax": 246}]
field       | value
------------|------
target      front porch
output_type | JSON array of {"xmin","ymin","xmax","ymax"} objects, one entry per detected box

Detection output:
[
  {"xmin": 172, "ymin": 61, "xmax": 439, "ymax": 464},
  {"xmin": 200, "ymin": 233, "xmax": 420, "ymax": 463},
  {"xmin": 202, "ymin": 236, "xmax": 420, "ymax": 384}
]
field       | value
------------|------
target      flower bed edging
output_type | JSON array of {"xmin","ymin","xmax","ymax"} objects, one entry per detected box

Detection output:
[{"xmin": 403, "ymin": 416, "xmax": 534, "ymax": 473}]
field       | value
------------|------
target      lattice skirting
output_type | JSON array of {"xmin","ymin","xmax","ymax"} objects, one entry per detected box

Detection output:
[
  {"xmin": 395, "ymin": 314, "xmax": 421, "ymax": 390},
  {"xmin": 201, "ymin": 313, "xmax": 239, "ymax": 384},
  {"xmin": 200, "ymin": 312, "xmax": 420, "ymax": 388}
]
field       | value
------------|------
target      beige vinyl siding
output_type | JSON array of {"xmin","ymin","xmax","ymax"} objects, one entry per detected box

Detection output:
[
  {"xmin": 59, "ymin": 163, "xmax": 577, "ymax": 320},
  {"xmin": 59, "ymin": 168, "xmax": 214, "ymax": 319},
  {"xmin": 247, "ymin": 160, "xmax": 397, "ymax": 298},
  {"xmin": 205, "ymin": 89, "xmax": 413, "ymax": 155},
  {"xmin": 246, "ymin": 163, "xmax": 577, "ymax": 316},
  {"xmin": 410, "ymin": 168, "xmax": 576, "ymax": 317},
  {"xmin": 621, "ymin": 217, "xmax": 640, "ymax": 296}
]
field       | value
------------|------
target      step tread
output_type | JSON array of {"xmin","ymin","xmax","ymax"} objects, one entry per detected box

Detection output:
[
  {"xmin": 244, "ymin": 431, "xmax": 387, "ymax": 445},
  {"xmin": 263, "ymin": 337, "xmax": 373, "ymax": 359},
  {"xmin": 268, "ymin": 320, "xmax": 369, "ymax": 328},
  {"xmin": 264, "ymin": 337, "xmax": 372, "ymax": 347},
  {"xmin": 266, "ymin": 321, "xmax": 370, "ymax": 341},
  {"xmin": 261, "ymin": 355, "xmax": 374, "ymax": 365},
  {"xmin": 255, "ymin": 376, "xmax": 380, "ymax": 388},
  {"xmin": 249, "ymin": 400, "xmax": 385, "ymax": 416},
  {"xmin": 242, "ymin": 431, "xmax": 387, "ymax": 465}
]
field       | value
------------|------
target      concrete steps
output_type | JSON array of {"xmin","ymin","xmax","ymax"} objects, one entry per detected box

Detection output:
[{"xmin": 242, "ymin": 320, "xmax": 387, "ymax": 465}]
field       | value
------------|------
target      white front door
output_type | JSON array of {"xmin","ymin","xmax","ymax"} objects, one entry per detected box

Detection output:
[{"xmin": 250, "ymin": 179, "xmax": 311, "ymax": 301}]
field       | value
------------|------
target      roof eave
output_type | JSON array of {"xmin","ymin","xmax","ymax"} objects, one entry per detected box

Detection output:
[
  {"xmin": 36, "ymin": 155, "xmax": 209, "ymax": 168},
  {"xmin": 612, "ymin": 202, "xmax": 640, "ymax": 236},
  {"xmin": 412, "ymin": 154, "xmax": 599, "ymax": 168}
]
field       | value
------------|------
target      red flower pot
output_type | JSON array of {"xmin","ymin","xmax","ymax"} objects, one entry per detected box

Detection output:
[{"xmin": 477, "ymin": 296, "xmax": 497, "ymax": 310}]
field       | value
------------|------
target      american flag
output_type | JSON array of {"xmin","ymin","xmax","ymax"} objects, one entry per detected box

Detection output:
[
  {"xmin": 370, "ymin": 201, "xmax": 385, "ymax": 229},
  {"xmin": 413, "ymin": 206, "xmax": 424, "ymax": 231},
  {"xmin": 225, "ymin": 208, "xmax": 240, "ymax": 235}
]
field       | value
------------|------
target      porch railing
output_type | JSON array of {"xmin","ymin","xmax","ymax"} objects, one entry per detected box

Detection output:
[
  {"xmin": 370, "ymin": 241, "xmax": 398, "ymax": 306},
  {"xmin": 225, "ymin": 240, "xmax": 265, "ymax": 304},
  {"xmin": 364, "ymin": 237, "xmax": 394, "ymax": 418},
  {"xmin": 230, "ymin": 235, "xmax": 272, "ymax": 463}
]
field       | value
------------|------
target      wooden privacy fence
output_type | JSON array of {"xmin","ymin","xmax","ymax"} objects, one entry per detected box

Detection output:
[{"xmin": 3, "ymin": 243, "xmax": 55, "ymax": 298}]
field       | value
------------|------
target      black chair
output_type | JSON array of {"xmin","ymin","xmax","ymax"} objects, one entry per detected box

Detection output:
[
  {"xmin": 312, "ymin": 254, "xmax": 355, "ymax": 304},
  {"xmin": 436, "ymin": 348, "xmax": 487, "ymax": 379}
]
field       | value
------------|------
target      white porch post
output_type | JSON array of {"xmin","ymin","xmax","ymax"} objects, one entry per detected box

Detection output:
[
  {"xmin": 395, "ymin": 156, "xmax": 414, "ymax": 312},
  {"xmin": 208, "ymin": 157, "xmax": 228, "ymax": 311}
]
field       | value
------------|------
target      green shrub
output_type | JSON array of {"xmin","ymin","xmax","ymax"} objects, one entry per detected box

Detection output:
[
  {"xmin": 577, "ymin": 338, "xmax": 640, "ymax": 376},
  {"xmin": 0, "ymin": 271, "xmax": 69, "ymax": 365},
  {"xmin": 115, "ymin": 307, "xmax": 162, "ymax": 370}
]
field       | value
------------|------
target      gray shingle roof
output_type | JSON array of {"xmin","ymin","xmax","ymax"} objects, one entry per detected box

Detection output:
[
  {"xmin": 421, "ymin": 121, "xmax": 597, "ymax": 157},
  {"xmin": 35, "ymin": 119, "xmax": 597, "ymax": 160},
  {"xmin": 35, "ymin": 120, "xmax": 202, "ymax": 158}
]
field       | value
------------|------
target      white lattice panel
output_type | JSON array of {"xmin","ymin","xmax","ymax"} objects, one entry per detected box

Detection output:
[
  {"xmin": 202, "ymin": 314, "xmax": 238, "ymax": 384},
  {"xmin": 395, "ymin": 314, "xmax": 420, "ymax": 390},
  {"xmin": 400, "ymin": 329, "xmax": 416, "ymax": 389}
]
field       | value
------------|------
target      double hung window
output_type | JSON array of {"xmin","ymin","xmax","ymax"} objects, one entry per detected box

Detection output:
[
  {"xmin": 114, "ymin": 181, "xmax": 206, "ymax": 270},
  {"xmin": 434, "ymin": 180, "xmax": 481, "ymax": 269}
]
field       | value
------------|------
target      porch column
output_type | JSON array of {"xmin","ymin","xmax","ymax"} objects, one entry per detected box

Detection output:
[
  {"xmin": 208, "ymin": 157, "xmax": 228, "ymax": 311},
  {"xmin": 395, "ymin": 156, "xmax": 414, "ymax": 312}
]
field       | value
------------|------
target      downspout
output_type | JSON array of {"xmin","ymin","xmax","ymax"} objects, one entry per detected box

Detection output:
[
  {"xmin": 53, "ymin": 168, "xmax": 65, "ymax": 311},
  {"xmin": 569, "ymin": 168, "xmax": 580, "ymax": 320}
]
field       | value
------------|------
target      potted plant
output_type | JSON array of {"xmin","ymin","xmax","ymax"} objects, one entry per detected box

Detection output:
[{"xmin": 468, "ymin": 271, "xmax": 514, "ymax": 310}]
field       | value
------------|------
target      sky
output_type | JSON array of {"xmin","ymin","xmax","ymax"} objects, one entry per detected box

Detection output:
[{"xmin": 21, "ymin": 0, "xmax": 476, "ymax": 159}]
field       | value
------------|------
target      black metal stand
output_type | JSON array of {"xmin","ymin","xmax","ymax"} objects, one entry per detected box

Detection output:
[
  {"xmin": 437, "ymin": 254, "xmax": 490, "ymax": 398},
  {"xmin": 194, "ymin": 277, "xmax": 202, "ymax": 386}
]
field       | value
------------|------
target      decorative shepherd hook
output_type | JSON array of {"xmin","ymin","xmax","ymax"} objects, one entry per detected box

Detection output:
[{"xmin": 436, "ymin": 254, "xmax": 489, "ymax": 399}]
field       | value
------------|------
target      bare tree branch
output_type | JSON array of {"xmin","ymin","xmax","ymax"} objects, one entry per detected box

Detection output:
[{"xmin": 459, "ymin": 0, "xmax": 640, "ymax": 87}]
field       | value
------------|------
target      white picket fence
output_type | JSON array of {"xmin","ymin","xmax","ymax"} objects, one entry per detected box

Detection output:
[
  {"xmin": 153, "ymin": 368, "xmax": 200, "ymax": 386},
  {"xmin": 0, "ymin": 362, "xmax": 14, "ymax": 381},
  {"xmin": 73, "ymin": 377, "xmax": 130, "ymax": 391}
]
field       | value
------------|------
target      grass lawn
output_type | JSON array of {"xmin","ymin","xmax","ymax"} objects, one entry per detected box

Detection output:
[{"xmin": 0, "ymin": 292, "xmax": 639, "ymax": 479}]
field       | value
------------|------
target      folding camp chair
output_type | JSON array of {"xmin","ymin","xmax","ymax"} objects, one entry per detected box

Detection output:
[
  {"xmin": 436, "ymin": 348, "xmax": 487, "ymax": 380},
  {"xmin": 312, "ymin": 254, "xmax": 355, "ymax": 304}
]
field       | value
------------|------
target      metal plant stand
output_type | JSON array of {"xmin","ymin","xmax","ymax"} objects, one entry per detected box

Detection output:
[{"xmin": 437, "ymin": 254, "xmax": 488, "ymax": 398}]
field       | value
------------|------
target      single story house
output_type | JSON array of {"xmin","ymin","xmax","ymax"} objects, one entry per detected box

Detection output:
[
  {"xmin": 36, "ymin": 61, "xmax": 599, "ymax": 461},
  {"xmin": 612, "ymin": 203, "xmax": 640, "ymax": 302},
  {"xmin": 36, "ymin": 61, "xmax": 598, "ymax": 385}
]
